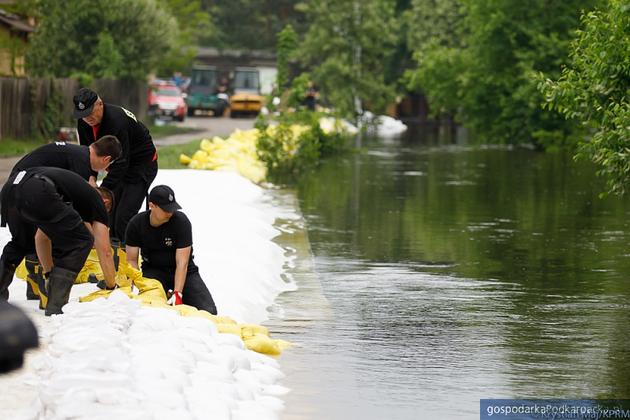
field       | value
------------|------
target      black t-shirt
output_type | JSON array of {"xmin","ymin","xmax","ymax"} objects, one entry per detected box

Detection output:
[
  {"xmin": 125, "ymin": 210, "xmax": 198, "ymax": 274},
  {"xmin": 26, "ymin": 167, "xmax": 108, "ymax": 225},
  {"xmin": 12, "ymin": 142, "xmax": 91, "ymax": 181}
]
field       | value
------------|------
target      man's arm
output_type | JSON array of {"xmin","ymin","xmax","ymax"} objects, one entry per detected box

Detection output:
[
  {"xmin": 126, "ymin": 245, "xmax": 140, "ymax": 270},
  {"xmin": 34, "ymin": 229, "xmax": 53, "ymax": 273},
  {"xmin": 92, "ymin": 221, "xmax": 116, "ymax": 288},
  {"xmin": 174, "ymin": 246, "xmax": 191, "ymax": 293}
]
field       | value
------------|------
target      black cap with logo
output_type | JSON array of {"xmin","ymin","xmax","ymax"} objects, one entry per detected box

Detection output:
[
  {"xmin": 72, "ymin": 88, "xmax": 99, "ymax": 119},
  {"xmin": 148, "ymin": 185, "xmax": 182, "ymax": 212}
]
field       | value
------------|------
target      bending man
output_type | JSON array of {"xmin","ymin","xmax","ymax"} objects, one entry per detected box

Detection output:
[
  {"xmin": 125, "ymin": 185, "xmax": 217, "ymax": 314},
  {"xmin": 0, "ymin": 167, "xmax": 116, "ymax": 315},
  {"xmin": 0, "ymin": 135, "xmax": 121, "ymax": 299}
]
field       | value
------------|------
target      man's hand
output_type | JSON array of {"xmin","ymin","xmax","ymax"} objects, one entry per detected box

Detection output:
[{"xmin": 167, "ymin": 290, "xmax": 183, "ymax": 306}]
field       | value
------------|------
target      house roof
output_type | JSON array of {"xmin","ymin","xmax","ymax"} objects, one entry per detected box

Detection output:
[
  {"xmin": 0, "ymin": 8, "xmax": 34, "ymax": 33},
  {"xmin": 196, "ymin": 47, "xmax": 276, "ymax": 60}
]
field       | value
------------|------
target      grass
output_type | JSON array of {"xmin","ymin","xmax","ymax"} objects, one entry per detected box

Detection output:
[
  {"xmin": 0, "ymin": 123, "xmax": 198, "ymax": 158},
  {"xmin": 157, "ymin": 138, "xmax": 203, "ymax": 169},
  {"xmin": 0, "ymin": 137, "xmax": 47, "ymax": 157}
]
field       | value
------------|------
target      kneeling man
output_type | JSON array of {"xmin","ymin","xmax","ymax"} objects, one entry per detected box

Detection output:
[{"xmin": 125, "ymin": 185, "xmax": 217, "ymax": 314}]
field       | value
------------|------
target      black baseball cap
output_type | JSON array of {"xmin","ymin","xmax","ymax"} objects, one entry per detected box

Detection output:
[
  {"xmin": 148, "ymin": 185, "xmax": 182, "ymax": 212},
  {"xmin": 73, "ymin": 88, "xmax": 99, "ymax": 118}
]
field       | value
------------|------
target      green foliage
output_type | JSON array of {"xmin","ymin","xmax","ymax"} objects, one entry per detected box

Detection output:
[
  {"xmin": 256, "ymin": 111, "xmax": 352, "ymax": 175},
  {"xmin": 540, "ymin": 0, "xmax": 630, "ymax": 195},
  {"xmin": 3, "ymin": 0, "xmax": 38, "ymax": 16},
  {"xmin": 297, "ymin": 0, "xmax": 399, "ymax": 118},
  {"xmin": 207, "ymin": 0, "xmax": 304, "ymax": 50},
  {"xmin": 0, "ymin": 29, "xmax": 27, "ymax": 76},
  {"xmin": 406, "ymin": 0, "xmax": 597, "ymax": 147},
  {"xmin": 86, "ymin": 33, "xmax": 124, "ymax": 78},
  {"xmin": 276, "ymin": 24, "xmax": 299, "ymax": 92},
  {"xmin": 286, "ymin": 73, "xmax": 311, "ymax": 109},
  {"xmin": 26, "ymin": 0, "xmax": 177, "ymax": 81},
  {"xmin": 30, "ymin": 80, "xmax": 65, "ymax": 140},
  {"xmin": 403, "ymin": 0, "xmax": 467, "ymax": 115},
  {"xmin": 154, "ymin": 0, "xmax": 214, "ymax": 76}
]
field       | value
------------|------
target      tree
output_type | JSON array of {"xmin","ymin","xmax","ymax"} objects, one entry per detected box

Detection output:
[
  {"xmin": 155, "ymin": 0, "xmax": 215, "ymax": 76},
  {"xmin": 405, "ymin": 0, "xmax": 598, "ymax": 147},
  {"xmin": 404, "ymin": 0, "xmax": 467, "ymax": 116},
  {"xmin": 276, "ymin": 24, "xmax": 298, "ymax": 93},
  {"xmin": 207, "ymin": 0, "xmax": 304, "ymax": 50},
  {"xmin": 540, "ymin": 0, "xmax": 630, "ymax": 195},
  {"xmin": 26, "ymin": 0, "xmax": 177, "ymax": 81},
  {"xmin": 297, "ymin": 0, "xmax": 399, "ymax": 118}
]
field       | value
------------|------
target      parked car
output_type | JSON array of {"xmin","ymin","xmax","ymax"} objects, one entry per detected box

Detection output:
[
  {"xmin": 185, "ymin": 65, "xmax": 228, "ymax": 117},
  {"xmin": 229, "ymin": 67, "xmax": 264, "ymax": 118},
  {"xmin": 148, "ymin": 82, "xmax": 187, "ymax": 122}
]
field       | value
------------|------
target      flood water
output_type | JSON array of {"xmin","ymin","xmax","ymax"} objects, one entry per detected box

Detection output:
[{"xmin": 272, "ymin": 125, "xmax": 630, "ymax": 419}]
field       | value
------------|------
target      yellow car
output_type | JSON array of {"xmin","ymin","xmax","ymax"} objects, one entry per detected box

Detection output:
[{"xmin": 229, "ymin": 68, "xmax": 264, "ymax": 117}]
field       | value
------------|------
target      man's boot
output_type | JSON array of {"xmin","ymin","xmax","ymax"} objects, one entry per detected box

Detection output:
[
  {"xmin": 0, "ymin": 258, "xmax": 16, "ymax": 301},
  {"xmin": 0, "ymin": 299, "xmax": 38, "ymax": 373},
  {"xmin": 24, "ymin": 255, "xmax": 41, "ymax": 300},
  {"xmin": 44, "ymin": 267, "xmax": 77, "ymax": 316}
]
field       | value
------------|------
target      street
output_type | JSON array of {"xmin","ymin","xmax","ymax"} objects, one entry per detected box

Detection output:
[{"xmin": 153, "ymin": 115, "xmax": 255, "ymax": 146}]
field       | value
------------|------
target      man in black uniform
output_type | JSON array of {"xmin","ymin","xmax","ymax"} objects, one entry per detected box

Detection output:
[
  {"xmin": 2, "ymin": 135, "xmax": 121, "ymax": 300},
  {"xmin": 125, "ymin": 185, "xmax": 217, "ymax": 314},
  {"xmin": 0, "ymin": 167, "xmax": 117, "ymax": 315},
  {"xmin": 10, "ymin": 135, "xmax": 122, "ymax": 185},
  {"xmin": 73, "ymin": 88, "xmax": 158, "ymax": 241}
]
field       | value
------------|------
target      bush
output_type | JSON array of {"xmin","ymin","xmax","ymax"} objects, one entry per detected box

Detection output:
[{"xmin": 255, "ymin": 110, "xmax": 354, "ymax": 175}]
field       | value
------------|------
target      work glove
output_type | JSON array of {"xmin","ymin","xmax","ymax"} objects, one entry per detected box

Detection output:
[
  {"xmin": 167, "ymin": 290, "xmax": 183, "ymax": 306},
  {"xmin": 96, "ymin": 280, "xmax": 118, "ymax": 290}
]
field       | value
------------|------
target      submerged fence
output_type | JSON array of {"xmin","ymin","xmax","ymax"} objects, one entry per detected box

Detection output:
[{"xmin": 0, "ymin": 77, "xmax": 148, "ymax": 140}]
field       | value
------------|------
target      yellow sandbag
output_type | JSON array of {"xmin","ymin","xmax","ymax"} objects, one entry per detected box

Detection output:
[
  {"xmin": 240, "ymin": 324, "xmax": 269, "ymax": 339},
  {"xmin": 25, "ymin": 273, "xmax": 47, "ymax": 308},
  {"xmin": 79, "ymin": 287, "xmax": 134, "ymax": 302},
  {"xmin": 181, "ymin": 128, "xmax": 268, "ymax": 183},
  {"xmin": 15, "ymin": 260, "xmax": 27, "ymax": 281},
  {"xmin": 216, "ymin": 323, "xmax": 242, "ymax": 336},
  {"xmin": 243, "ymin": 333, "xmax": 281, "ymax": 356},
  {"xmin": 179, "ymin": 154, "xmax": 192, "ymax": 165},
  {"xmin": 75, "ymin": 249, "xmax": 102, "ymax": 283},
  {"xmin": 74, "ymin": 243, "xmax": 129, "ymax": 284}
]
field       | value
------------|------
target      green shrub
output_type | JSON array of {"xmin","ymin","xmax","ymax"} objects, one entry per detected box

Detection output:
[{"xmin": 256, "ymin": 109, "xmax": 353, "ymax": 175}]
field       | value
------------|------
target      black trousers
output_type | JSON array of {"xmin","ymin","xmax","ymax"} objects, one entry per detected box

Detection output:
[
  {"xmin": 142, "ymin": 266, "xmax": 217, "ymax": 314},
  {"xmin": 15, "ymin": 175, "xmax": 93, "ymax": 273},
  {"xmin": 110, "ymin": 161, "xmax": 158, "ymax": 242}
]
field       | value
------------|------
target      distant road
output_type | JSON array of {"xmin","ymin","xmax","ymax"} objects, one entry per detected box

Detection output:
[
  {"xmin": 0, "ymin": 116, "xmax": 256, "ymax": 183},
  {"xmin": 153, "ymin": 115, "xmax": 255, "ymax": 146}
]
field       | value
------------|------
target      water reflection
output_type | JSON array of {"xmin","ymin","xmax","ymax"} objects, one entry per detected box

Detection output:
[{"xmin": 276, "ymin": 124, "xmax": 630, "ymax": 419}]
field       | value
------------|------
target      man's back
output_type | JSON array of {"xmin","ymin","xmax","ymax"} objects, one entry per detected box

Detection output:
[
  {"xmin": 23, "ymin": 167, "xmax": 108, "ymax": 225},
  {"xmin": 12, "ymin": 142, "xmax": 91, "ymax": 181}
]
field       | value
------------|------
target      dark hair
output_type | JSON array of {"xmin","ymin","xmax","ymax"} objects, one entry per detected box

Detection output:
[
  {"xmin": 92, "ymin": 135, "xmax": 122, "ymax": 161},
  {"xmin": 96, "ymin": 186, "xmax": 115, "ymax": 213}
]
